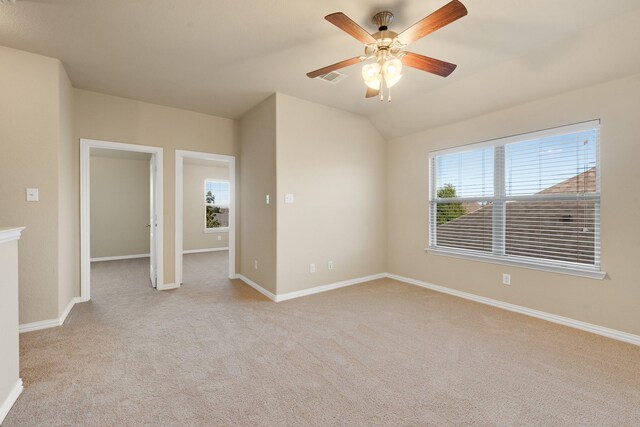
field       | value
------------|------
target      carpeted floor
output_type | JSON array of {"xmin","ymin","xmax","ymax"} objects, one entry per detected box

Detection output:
[{"xmin": 5, "ymin": 252, "xmax": 640, "ymax": 426}]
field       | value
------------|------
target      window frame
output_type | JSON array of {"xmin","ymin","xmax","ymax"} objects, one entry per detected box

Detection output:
[
  {"xmin": 427, "ymin": 120, "xmax": 605, "ymax": 279},
  {"xmin": 204, "ymin": 179, "xmax": 230, "ymax": 233}
]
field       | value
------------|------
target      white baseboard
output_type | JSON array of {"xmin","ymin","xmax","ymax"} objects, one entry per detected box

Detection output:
[
  {"xmin": 19, "ymin": 296, "xmax": 81, "ymax": 333},
  {"xmin": 157, "ymin": 282, "xmax": 180, "ymax": 291},
  {"xmin": 237, "ymin": 273, "xmax": 387, "ymax": 303},
  {"xmin": 386, "ymin": 273, "xmax": 640, "ymax": 347},
  {"xmin": 60, "ymin": 296, "xmax": 81, "ymax": 325},
  {"xmin": 237, "ymin": 275, "xmax": 277, "ymax": 301},
  {"xmin": 0, "ymin": 378, "xmax": 23, "ymax": 425},
  {"xmin": 275, "ymin": 273, "xmax": 387, "ymax": 302},
  {"xmin": 182, "ymin": 247, "xmax": 229, "ymax": 254},
  {"xmin": 90, "ymin": 253, "xmax": 150, "ymax": 262}
]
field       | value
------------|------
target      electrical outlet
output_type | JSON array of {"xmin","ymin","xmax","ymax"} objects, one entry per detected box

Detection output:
[
  {"xmin": 285, "ymin": 193, "xmax": 294, "ymax": 204},
  {"xmin": 266, "ymin": 194, "xmax": 270, "ymax": 205},
  {"xmin": 502, "ymin": 273, "xmax": 511, "ymax": 285},
  {"xmin": 328, "ymin": 260, "xmax": 334, "ymax": 270},
  {"xmin": 309, "ymin": 263, "xmax": 315, "ymax": 273},
  {"xmin": 217, "ymin": 235, "xmax": 222, "ymax": 241},
  {"xmin": 254, "ymin": 260, "xmax": 258, "ymax": 270}
]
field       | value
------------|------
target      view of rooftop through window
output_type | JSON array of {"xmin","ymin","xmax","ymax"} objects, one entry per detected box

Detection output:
[{"xmin": 429, "ymin": 122, "xmax": 600, "ymax": 272}]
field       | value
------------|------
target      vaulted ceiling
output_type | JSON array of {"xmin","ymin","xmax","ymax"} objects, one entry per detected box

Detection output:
[{"xmin": 1, "ymin": 0, "xmax": 639, "ymax": 139}]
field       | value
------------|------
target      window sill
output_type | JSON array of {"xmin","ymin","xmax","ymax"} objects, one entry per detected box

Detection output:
[
  {"xmin": 425, "ymin": 247, "xmax": 606, "ymax": 280},
  {"xmin": 204, "ymin": 228, "xmax": 229, "ymax": 234}
]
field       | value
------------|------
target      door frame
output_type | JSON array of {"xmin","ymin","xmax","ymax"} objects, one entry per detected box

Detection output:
[
  {"xmin": 175, "ymin": 150, "xmax": 236, "ymax": 286},
  {"xmin": 80, "ymin": 138, "xmax": 164, "ymax": 302}
]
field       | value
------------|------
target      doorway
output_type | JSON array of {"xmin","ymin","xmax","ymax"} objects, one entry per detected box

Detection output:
[
  {"xmin": 80, "ymin": 139, "xmax": 164, "ymax": 302},
  {"xmin": 174, "ymin": 150, "xmax": 236, "ymax": 286}
]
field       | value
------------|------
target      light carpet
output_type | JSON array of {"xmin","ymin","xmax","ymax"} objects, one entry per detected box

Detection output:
[{"xmin": 5, "ymin": 252, "xmax": 640, "ymax": 426}]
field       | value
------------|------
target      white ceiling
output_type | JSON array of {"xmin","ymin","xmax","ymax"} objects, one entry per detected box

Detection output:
[{"xmin": 1, "ymin": 0, "xmax": 639, "ymax": 139}]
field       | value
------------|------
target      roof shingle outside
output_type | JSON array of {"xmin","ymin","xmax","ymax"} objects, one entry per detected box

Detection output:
[{"xmin": 436, "ymin": 168, "xmax": 597, "ymax": 264}]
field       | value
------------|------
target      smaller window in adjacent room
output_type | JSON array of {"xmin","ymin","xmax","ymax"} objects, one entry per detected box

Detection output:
[
  {"xmin": 204, "ymin": 179, "xmax": 230, "ymax": 230},
  {"xmin": 428, "ymin": 120, "xmax": 602, "ymax": 278}
]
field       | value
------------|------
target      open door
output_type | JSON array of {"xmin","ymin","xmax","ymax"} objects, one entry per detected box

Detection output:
[{"xmin": 149, "ymin": 155, "xmax": 158, "ymax": 288}]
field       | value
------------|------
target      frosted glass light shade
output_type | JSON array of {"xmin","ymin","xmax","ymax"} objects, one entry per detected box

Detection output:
[
  {"xmin": 382, "ymin": 58, "xmax": 403, "ymax": 88},
  {"xmin": 362, "ymin": 62, "xmax": 382, "ymax": 89}
]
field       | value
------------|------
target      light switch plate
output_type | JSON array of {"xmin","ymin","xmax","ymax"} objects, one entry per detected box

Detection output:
[
  {"xmin": 26, "ymin": 188, "xmax": 39, "ymax": 202},
  {"xmin": 284, "ymin": 193, "xmax": 294, "ymax": 204}
]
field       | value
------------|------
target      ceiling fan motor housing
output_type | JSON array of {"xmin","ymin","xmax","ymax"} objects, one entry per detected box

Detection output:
[
  {"xmin": 372, "ymin": 11, "xmax": 394, "ymax": 31},
  {"xmin": 365, "ymin": 30, "xmax": 402, "ymax": 59}
]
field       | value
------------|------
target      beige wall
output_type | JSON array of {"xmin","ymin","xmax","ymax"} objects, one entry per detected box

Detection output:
[
  {"xmin": 275, "ymin": 94, "xmax": 387, "ymax": 294},
  {"xmin": 387, "ymin": 73, "xmax": 640, "ymax": 336},
  {"xmin": 0, "ymin": 237, "xmax": 20, "ymax": 421},
  {"xmin": 90, "ymin": 154, "xmax": 151, "ymax": 258},
  {"xmin": 183, "ymin": 163, "xmax": 229, "ymax": 251},
  {"xmin": 73, "ymin": 89, "xmax": 236, "ymax": 285},
  {"xmin": 57, "ymin": 63, "xmax": 78, "ymax": 315},
  {"xmin": 0, "ymin": 46, "xmax": 77, "ymax": 324},
  {"xmin": 239, "ymin": 95, "xmax": 277, "ymax": 293}
]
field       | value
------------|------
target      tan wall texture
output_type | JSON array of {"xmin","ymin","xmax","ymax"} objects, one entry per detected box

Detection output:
[
  {"xmin": 0, "ymin": 46, "xmax": 77, "ymax": 324},
  {"xmin": 276, "ymin": 94, "xmax": 387, "ymax": 294},
  {"xmin": 183, "ymin": 163, "xmax": 229, "ymax": 251},
  {"xmin": 387, "ymin": 73, "xmax": 640, "ymax": 336},
  {"xmin": 73, "ymin": 88, "xmax": 236, "ymax": 285},
  {"xmin": 239, "ymin": 95, "xmax": 278, "ymax": 293},
  {"xmin": 57, "ymin": 61, "xmax": 78, "ymax": 316},
  {"xmin": 90, "ymin": 154, "xmax": 151, "ymax": 258}
]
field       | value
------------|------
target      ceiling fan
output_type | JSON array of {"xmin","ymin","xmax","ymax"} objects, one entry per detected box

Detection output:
[{"xmin": 306, "ymin": 0, "xmax": 467, "ymax": 101}]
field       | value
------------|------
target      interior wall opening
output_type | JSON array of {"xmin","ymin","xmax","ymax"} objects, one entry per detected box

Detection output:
[{"xmin": 175, "ymin": 150, "xmax": 236, "ymax": 289}]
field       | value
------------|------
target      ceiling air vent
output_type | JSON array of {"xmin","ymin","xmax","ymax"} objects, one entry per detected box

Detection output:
[{"xmin": 317, "ymin": 71, "xmax": 348, "ymax": 84}]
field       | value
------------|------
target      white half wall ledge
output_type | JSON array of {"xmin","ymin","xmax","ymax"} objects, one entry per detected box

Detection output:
[
  {"xmin": 386, "ymin": 273, "xmax": 640, "ymax": 347},
  {"xmin": 0, "ymin": 227, "xmax": 25, "ymax": 244},
  {"xmin": 19, "ymin": 296, "xmax": 81, "ymax": 333},
  {"xmin": 0, "ymin": 378, "xmax": 23, "ymax": 425}
]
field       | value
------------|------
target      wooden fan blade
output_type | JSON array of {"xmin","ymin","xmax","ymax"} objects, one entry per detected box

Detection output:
[
  {"xmin": 402, "ymin": 52, "xmax": 457, "ymax": 77},
  {"xmin": 396, "ymin": 0, "xmax": 468, "ymax": 46},
  {"xmin": 366, "ymin": 87, "xmax": 379, "ymax": 98},
  {"xmin": 306, "ymin": 57, "xmax": 363, "ymax": 78},
  {"xmin": 325, "ymin": 12, "xmax": 376, "ymax": 44}
]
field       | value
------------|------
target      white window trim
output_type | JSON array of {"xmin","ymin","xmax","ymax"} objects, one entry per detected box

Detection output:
[
  {"xmin": 204, "ymin": 178, "xmax": 230, "ymax": 231},
  {"xmin": 204, "ymin": 227, "xmax": 229, "ymax": 234},
  {"xmin": 427, "ymin": 120, "xmax": 605, "ymax": 280}
]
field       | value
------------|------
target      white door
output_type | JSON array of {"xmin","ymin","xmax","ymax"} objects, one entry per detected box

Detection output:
[{"xmin": 149, "ymin": 155, "xmax": 158, "ymax": 287}]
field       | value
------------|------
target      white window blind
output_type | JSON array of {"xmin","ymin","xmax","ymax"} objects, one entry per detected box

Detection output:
[{"xmin": 428, "ymin": 121, "xmax": 602, "ymax": 278}]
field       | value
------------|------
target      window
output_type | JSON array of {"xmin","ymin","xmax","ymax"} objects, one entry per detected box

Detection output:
[
  {"xmin": 204, "ymin": 180, "xmax": 230, "ymax": 230},
  {"xmin": 428, "ymin": 120, "xmax": 602, "ymax": 278}
]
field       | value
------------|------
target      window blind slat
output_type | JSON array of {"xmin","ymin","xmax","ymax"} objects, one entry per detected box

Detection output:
[{"xmin": 429, "ymin": 123, "xmax": 600, "ymax": 271}]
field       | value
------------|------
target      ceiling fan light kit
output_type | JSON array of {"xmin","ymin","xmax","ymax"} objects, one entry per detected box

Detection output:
[{"xmin": 307, "ymin": 0, "xmax": 468, "ymax": 101}]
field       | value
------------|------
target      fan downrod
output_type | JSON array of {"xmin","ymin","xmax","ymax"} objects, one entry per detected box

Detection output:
[{"xmin": 372, "ymin": 11, "xmax": 394, "ymax": 31}]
